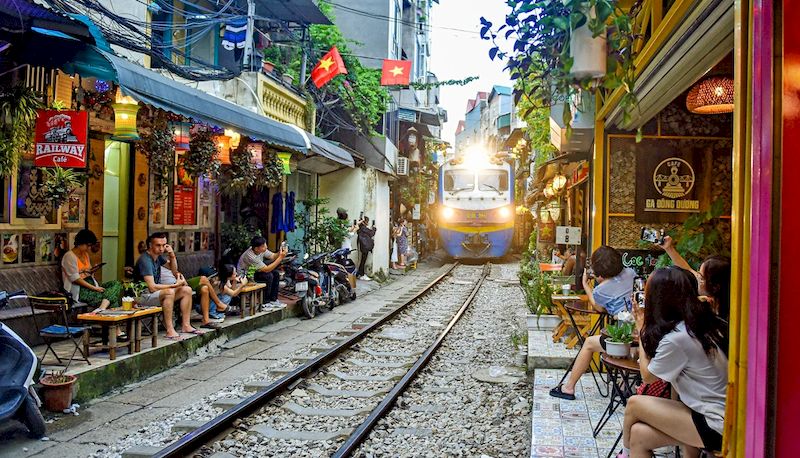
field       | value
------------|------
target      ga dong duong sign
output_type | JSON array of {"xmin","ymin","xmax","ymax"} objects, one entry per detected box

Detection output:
[
  {"xmin": 634, "ymin": 143, "xmax": 711, "ymax": 223},
  {"xmin": 34, "ymin": 110, "xmax": 89, "ymax": 168}
]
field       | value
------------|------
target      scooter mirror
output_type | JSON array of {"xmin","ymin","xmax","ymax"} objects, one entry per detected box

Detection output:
[{"xmin": 304, "ymin": 253, "xmax": 310, "ymax": 260}]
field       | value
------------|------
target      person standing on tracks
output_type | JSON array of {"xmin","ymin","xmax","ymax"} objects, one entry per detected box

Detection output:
[
  {"xmin": 394, "ymin": 218, "xmax": 409, "ymax": 268},
  {"xmin": 357, "ymin": 216, "xmax": 376, "ymax": 280},
  {"xmin": 237, "ymin": 236, "xmax": 287, "ymax": 308}
]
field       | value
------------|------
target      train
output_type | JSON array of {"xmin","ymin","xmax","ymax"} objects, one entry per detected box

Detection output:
[{"xmin": 436, "ymin": 149, "xmax": 514, "ymax": 259}]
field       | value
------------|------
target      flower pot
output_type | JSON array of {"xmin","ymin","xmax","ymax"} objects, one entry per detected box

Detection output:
[
  {"xmin": 526, "ymin": 314, "xmax": 561, "ymax": 331},
  {"xmin": 569, "ymin": 9, "xmax": 607, "ymax": 78},
  {"xmin": 262, "ymin": 61, "xmax": 275, "ymax": 74},
  {"xmin": 515, "ymin": 351, "xmax": 528, "ymax": 366},
  {"xmin": 604, "ymin": 340, "xmax": 631, "ymax": 358},
  {"xmin": 281, "ymin": 74, "xmax": 294, "ymax": 85},
  {"xmin": 40, "ymin": 374, "xmax": 77, "ymax": 412}
]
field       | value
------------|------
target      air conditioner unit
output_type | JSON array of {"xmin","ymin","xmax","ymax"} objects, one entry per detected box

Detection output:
[{"xmin": 397, "ymin": 156, "xmax": 409, "ymax": 176}]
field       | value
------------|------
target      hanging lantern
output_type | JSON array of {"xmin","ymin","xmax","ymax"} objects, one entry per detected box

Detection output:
[
  {"xmin": 539, "ymin": 204, "xmax": 551, "ymax": 222},
  {"xmin": 547, "ymin": 200, "xmax": 562, "ymax": 222},
  {"xmin": 111, "ymin": 89, "xmax": 140, "ymax": 141},
  {"xmin": 216, "ymin": 135, "xmax": 232, "ymax": 165},
  {"xmin": 171, "ymin": 122, "xmax": 191, "ymax": 151},
  {"xmin": 686, "ymin": 76, "xmax": 734, "ymax": 114},
  {"xmin": 552, "ymin": 174, "xmax": 567, "ymax": 191},
  {"xmin": 224, "ymin": 129, "xmax": 241, "ymax": 148},
  {"xmin": 277, "ymin": 151, "xmax": 292, "ymax": 174},
  {"xmin": 543, "ymin": 184, "xmax": 555, "ymax": 198}
]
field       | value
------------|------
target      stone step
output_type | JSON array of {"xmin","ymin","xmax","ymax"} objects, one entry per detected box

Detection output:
[
  {"xmin": 361, "ymin": 348, "xmax": 421, "ymax": 358},
  {"xmin": 171, "ymin": 420, "xmax": 205, "ymax": 434},
  {"xmin": 249, "ymin": 424, "xmax": 354, "ymax": 441},
  {"xmin": 347, "ymin": 359, "xmax": 412, "ymax": 369},
  {"xmin": 282, "ymin": 401, "xmax": 371, "ymax": 417},
  {"xmin": 331, "ymin": 371, "xmax": 403, "ymax": 382},
  {"xmin": 213, "ymin": 397, "xmax": 247, "ymax": 410},
  {"xmin": 306, "ymin": 383, "xmax": 390, "ymax": 398},
  {"xmin": 121, "ymin": 446, "xmax": 163, "ymax": 458}
]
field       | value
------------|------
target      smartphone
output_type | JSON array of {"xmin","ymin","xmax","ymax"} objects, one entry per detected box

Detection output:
[
  {"xmin": 280, "ymin": 241, "xmax": 288, "ymax": 251},
  {"xmin": 634, "ymin": 291, "xmax": 645, "ymax": 307},
  {"xmin": 640, "ymin": 227, "xmax": 664, "ymax": 245}
]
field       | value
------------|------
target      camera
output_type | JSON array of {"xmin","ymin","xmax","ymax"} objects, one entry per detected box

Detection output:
[{"xmin": 640, "ymin": 227, "xmax": 664, "ymax": 245}]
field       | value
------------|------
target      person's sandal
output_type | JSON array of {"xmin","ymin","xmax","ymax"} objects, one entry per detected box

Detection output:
[
  {"xmin": 201, "ymin": 322, "xmax": 221, "ymax": 330},
  {"xmin": 549, "ymin": 385, "xmax": 576, "ymax": 400}
]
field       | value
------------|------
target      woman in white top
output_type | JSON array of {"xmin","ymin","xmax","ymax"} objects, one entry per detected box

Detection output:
[{"xmin": 622, "ymin": 266, "xmax": 729, "ymax": 458}]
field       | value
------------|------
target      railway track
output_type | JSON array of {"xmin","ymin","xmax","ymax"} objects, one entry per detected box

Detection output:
[{"xmin": 152, "ymin": 262, "xmax": 491, "ymax": 457}]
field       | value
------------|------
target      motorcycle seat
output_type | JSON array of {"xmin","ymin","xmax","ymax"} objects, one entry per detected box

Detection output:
[{"xmin": 0, "ymin": 385, "xmax": 27, "ymax": 421}]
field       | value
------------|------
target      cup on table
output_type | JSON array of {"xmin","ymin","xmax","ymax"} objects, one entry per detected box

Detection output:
[
  {"xmin": 561, "ymin": 284, "xmax": 571, "ymax": 295},
  {"xmin": 121, "ymin": 297, "xmax": 135, "ymax": 311}
]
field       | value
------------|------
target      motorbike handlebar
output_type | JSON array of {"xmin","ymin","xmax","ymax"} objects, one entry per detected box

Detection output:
[{"xmin": 0, "ymin": 290, "xmax": 27, "ymax": 310}]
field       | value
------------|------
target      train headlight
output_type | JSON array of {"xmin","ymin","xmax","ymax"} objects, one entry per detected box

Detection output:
[
  {"xmin": 441, "ymin": 206, "xmax": 455, "ymax": 220},
  {"xmin": 498, "ymin": 206, "xmax": 512, "ymax": 219}
]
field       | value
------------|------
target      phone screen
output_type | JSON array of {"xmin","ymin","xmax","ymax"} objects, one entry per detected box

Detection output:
[{"xmin": 640, "ymin": 228, "xmax": 660, "ymax": 243}]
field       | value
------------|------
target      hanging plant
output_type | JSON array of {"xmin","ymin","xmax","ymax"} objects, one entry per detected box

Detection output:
[
  {"xmin": 255, "ymin": 148, "xmax": 284, "ymax": 189},
  {"xmin": 139, "ymin": 122, "xmax": 175, "ymax": 200},
  {"xmin": 219, "ymin": 147, "xmax": 257, "ymax": 196},
  {"xmin": 183, "ymin": 126, "xmax": 221, "ymax": 179},
  {"xmin": 0, "ymin": 85, "xmax": 44, "ymax": 176},
  {"xmin": 41, "ymin": 166, "xmax": 83, "ymax": 209}
]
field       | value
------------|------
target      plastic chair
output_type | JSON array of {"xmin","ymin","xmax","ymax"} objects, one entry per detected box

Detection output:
[{"xmin": 28, "ymin": 295, "xmax": 90, "ymax": 367}]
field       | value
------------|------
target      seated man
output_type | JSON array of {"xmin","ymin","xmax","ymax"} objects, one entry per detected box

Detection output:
[
  {"xmin": 550, "ymin": 245, "xmax": 635, "ymax": 400},
  {"xmin": 135, "ymin": 233, "xmax": 200, "ymax": 340},
  {"xmin": 237, "ymin": 236, "xmax": 286, "ymax": 308}
]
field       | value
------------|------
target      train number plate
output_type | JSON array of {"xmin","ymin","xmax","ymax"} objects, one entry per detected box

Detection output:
[
  {"xmin": 295, "ymin": 281, "xmax": 308, "ymax": 292},
  {"xmin": 466, "ymin": 211, "xmax": 484, "ymax": 219}
]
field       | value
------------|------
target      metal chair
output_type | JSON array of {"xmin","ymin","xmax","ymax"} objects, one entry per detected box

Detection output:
[{"xmin": 28, "ymin": 295, "xmax": 90, "ymax": 367}]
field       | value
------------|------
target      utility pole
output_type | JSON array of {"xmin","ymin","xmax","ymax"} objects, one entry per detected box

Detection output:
[
  {"xmin": 299, "ymin": 27, "xmax": 308, "ymax": 85},
  {"xmin": 243, "ymin": 0, "xmax": 256, "ymax": 71}
]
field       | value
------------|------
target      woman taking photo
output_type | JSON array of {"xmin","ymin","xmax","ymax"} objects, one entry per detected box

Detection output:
[
  {"xmin": 61, "ymin": 229, "xmax": 123, "ymax": 313},
  {"xmin": 621, "ymin": 266, "xmax": 728, "ymax": 458}
]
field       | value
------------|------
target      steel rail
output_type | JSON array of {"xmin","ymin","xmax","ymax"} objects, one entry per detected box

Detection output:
[
  {"xmin": 153, "ymin": 262, "xmax": 460, "ymax": 458},
  {"xmin": 332, "ymin": 263, "xmax": 491, "ymax": 457}
]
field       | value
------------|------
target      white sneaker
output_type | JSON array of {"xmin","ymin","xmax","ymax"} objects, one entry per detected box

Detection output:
[
  {"xmin": 209, "ymin": 316, "xmax": 225, "ymax": 323},
  {"xmin": 359, "ymin": 275, "xmax": 371, "ymax": 281}
]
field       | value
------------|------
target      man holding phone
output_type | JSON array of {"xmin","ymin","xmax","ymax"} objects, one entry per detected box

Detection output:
[
  {"xmin": 356, "ymin": 216, "xmax": 377, "ymax": 280},
  {"xmin": 237, "ymin": 236, "xmax": 287, "ymax": 308},
  {"xmin": 134, "ymin": 233, "xmax": 198, "ymax": 340}
]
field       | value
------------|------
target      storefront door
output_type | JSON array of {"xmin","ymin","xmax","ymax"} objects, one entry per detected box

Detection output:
[{"xmin": 101, "ymin": 141, "xmax": 130, "ymax": 281}]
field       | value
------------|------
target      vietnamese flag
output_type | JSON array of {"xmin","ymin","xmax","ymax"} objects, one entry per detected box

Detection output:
[
  {"xmin": 381, "ymin": 59, "xmax": 412, "ymax": 86},
  {"xmin": 311, "ymin": 47, "xmax": 347, "ymax": 88}
]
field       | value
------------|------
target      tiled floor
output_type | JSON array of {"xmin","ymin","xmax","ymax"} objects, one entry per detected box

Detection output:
[{"xmin": 531, "ymin": 369, "xmax": 625, "ymax": 458}]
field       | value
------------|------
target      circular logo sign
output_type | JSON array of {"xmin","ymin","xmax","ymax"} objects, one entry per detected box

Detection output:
[{"xmin": 652, "ymin": 158, "xmax": 695, "ymax": 199}]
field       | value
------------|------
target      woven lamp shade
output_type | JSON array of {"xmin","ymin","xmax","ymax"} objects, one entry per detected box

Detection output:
[
  {"xmin": 216, "ymin": 135, "xmax": 231, "ymax": 165},
  {"xmin": 686, "ymin": 77, "xmax": 734, "ymax": 114}
]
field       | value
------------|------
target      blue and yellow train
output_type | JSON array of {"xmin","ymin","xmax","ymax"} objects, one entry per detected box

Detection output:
[{"xmin": 437, "ymin": 149, "xmax": 514, "ymax": 259}]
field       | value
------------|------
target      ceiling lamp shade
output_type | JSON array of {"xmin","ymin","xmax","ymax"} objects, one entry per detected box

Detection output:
[
  {"xmin": 686, "ymin": 77, "xmax": 734, "ymax": 114},
  {"xmin": 552, "ymin": 174, "xmax": 567, "ymax": 191},
  {"xmin": 171, "ymin": 122, "xmax": 191, "ymax": 151},
  {"xmin": 111, "ymin": 89, "xmax": 140, "ymax": 141},
  {"xmin": 224, "ymin": 129, "xmax": 241, "ymax": 148},
  {"xmin": 547, "ymin": 200, "xmax": 562, "ymax": 222},
  {"xmin": 216, "ymin": 135, "xmax": 231, "ymax": 165},
  {"xmin": 539, "ymin": 205, "xmax": 550, "ymax": 222}
]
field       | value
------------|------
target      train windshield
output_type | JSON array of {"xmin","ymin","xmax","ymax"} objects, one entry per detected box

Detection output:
[
  {"xmin": 478, "ymin": 170, "xmax": 509, "ymax": 192},
  {"xmin": 444, "ymin": 170, "xmax": 474, "ymax": 192}
]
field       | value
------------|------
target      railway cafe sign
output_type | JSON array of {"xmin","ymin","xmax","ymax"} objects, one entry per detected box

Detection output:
[
  {"xmin": 33, "ymin": 110, "xmax": 89, "ymax": 168},
  {"xmin": 635, "ymin": 149, "xmax": 706, "ymax": 223}
]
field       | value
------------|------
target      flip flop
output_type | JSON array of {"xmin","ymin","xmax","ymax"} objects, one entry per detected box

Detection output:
[
  {"xmin": 549, "ymin": 385, "xmax": 576, "ymax": 400},
  {"xmin": 201, "ymin": 322, "xmax": 221, "ymax": 330},
  {"xmin": 182, "ymin": 329, "xmax": 205, "ymax": 335},
  {"xmin": 165, "ymin": 334, "xmax": 185, "ymax": 341}
]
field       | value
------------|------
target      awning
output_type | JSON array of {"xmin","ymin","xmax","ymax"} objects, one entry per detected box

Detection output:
[
  {"xmin": 0, "ymin": 1, "xmax": 95, "ymax": 41},
  {"xmin": 255, "ymin": 0, "xmax": 332, "ymax": 25},
  {"xmin": 607, "ymin": 0, "xmax": 734, "ymax": 129},
  {"xmin": 295, "ymin": 133, "xmax": 355, "ymax": 174},
  {"xmin": 96, "ymin": 50, "xmax": 309, "ymax": 152}
]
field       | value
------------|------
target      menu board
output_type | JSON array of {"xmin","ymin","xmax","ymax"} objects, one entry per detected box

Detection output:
[{"xmin": 172, "ymin": 185, "xmax": 196, "ymax": 225}]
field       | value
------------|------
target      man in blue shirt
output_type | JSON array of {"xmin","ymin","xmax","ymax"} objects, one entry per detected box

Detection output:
[
  {"xmin": 550, "ymin": 245, "xmax": 635, "ymax": 400},
  {"xmin": 135, "ymin": 233, "xmax": 199, "ymax": 340}
]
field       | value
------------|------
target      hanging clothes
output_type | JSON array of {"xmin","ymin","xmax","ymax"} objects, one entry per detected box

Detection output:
[
  {"xmin": 270, "ymin": 191, "xmax": 284, "ymax": 234},
  {"xmin": 218, "ymin": 18, "xmax": 247, "ymax": 72},
  {"xmin": 284, "ymin": 191, "xmax": 296, "ymax": 232}
]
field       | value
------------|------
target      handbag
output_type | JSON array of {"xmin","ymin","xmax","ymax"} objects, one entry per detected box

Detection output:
[{"xmin": 637, "ymin": 379, "xmax": 671, "ymax": 398}]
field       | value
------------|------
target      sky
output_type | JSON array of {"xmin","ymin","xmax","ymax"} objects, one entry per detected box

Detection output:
[{"xmin": 429, "ymin": 0, "xmax": 513, "ymax": 146}]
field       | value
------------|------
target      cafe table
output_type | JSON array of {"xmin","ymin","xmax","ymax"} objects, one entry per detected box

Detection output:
[
  {"xmin": 550, "ymin": 294, "xmax": 588, "ymax": 343},
  {"xmin": 238, "ymin": 283, "xmax": 267, "ymax": 317},
  {"xmin": 77, "ymin": 306, "xmax": 162, "ymax": 360},
  {"xmin": 596, "ymin": 354, "xmax": 642, "ymax": 458}
]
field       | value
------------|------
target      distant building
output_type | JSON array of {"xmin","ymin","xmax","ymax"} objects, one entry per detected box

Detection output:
[{"xmin": 454, "ymin": 86, "xmax": 519, "ymax": 155}]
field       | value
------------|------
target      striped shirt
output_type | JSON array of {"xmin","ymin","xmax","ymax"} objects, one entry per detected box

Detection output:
[{"xmin": 237, "ymin": 247, "xmax": 274, "ymax": 273}]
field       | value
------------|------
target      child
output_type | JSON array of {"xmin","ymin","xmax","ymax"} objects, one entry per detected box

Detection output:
[{"xmin": 216, "ymin": 264, "xmax": 248, "ymax": 313}]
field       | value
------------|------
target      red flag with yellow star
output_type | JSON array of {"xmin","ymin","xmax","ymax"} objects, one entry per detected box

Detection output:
[
  {"xmin": 311, "ymin": 47, "xmax": 347, "ymax": 88},
  {"xmin": 380, "ymin": 59, "xmax": 412, "ymax": 86}
]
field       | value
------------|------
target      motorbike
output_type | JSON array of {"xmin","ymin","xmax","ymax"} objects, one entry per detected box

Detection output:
[
  {"xmin": 292, "ymin": 252, "xmax": 330, "ymax": 319},
  {"xmin": 0, "ymin": 290, "xmax": 47, "ymax": 438},
  {"xmin": 325, "ymin": 248, "xmax": 358, "ymax": 306}
]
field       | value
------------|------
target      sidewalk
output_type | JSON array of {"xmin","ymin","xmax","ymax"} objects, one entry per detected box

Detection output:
[{"xmin": 0, "ymin": 262, "xmax": 443, "ymax": 457}]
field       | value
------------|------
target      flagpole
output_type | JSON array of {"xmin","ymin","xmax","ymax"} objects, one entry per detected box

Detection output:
[
  {"xmin": 300, "ymin": 27, "xmax": 308, "ymax": 85},
  {"xmin": 244, "ymin": 0, "xmax": 256, "ymax": 71}
]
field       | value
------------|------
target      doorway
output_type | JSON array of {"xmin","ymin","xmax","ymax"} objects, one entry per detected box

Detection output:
[{"xmin": 101, "ymin": 141, "xmax": 130, "ymax": 281}]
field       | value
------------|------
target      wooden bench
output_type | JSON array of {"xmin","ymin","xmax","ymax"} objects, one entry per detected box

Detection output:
[
  {"xmin": 238, "ymin": 283, "xmax": 266, "ymax": 318},
  {"xmin": 77, "ymin": 307, "xmax": 162, "ymax": 360}
]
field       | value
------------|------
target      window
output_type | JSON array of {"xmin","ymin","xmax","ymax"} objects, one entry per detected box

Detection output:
[
  {"xmin": 478, "ymin": 170, "xmax": 509, "ymax": 192},
  {"xmin": 444, "ymin": 170, "xmax": 474, "ymax": 192}
]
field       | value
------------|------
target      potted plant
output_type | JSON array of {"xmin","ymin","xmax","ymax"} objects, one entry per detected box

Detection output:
[
  {"xmin": 520, "ymin": 258, "xmax": 561, "ymax": 331},
  {"xmin": 604, "ymin": 321, "xmax": 634, "ymax": 358},
  {"xmin": 40, "ymin": 369, "xmax": 77, "ymax": 412},
  {"xmin": 219, "ymin": 147, "xmax": 257, "ymax": 196},
  {"xmin": 183, "ymin": 126, "xmax": 221, "ymax": 179},
  {"xmin": 255, "ymin": 148, "xmax": 284, "ymax": 189},
  {"xmin": 40, "ymin": 166, "xmax": 83, "ymax": 210},
  {"xmin": 0, "ymin": 85, "xmax": 43, "ymax": 176},
  {"xmin": 510, "ymin": 329, "xmax": 528, "ymax": 367},
  {"xmin": 126, "ymin": 281, "xmax": 148, "ymax": 304}
]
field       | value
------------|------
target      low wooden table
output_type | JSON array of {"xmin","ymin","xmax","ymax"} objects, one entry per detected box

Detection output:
[
  {"xmin": 239, "ymin": 283, "xmax": 266, "ymax": 317},
  {"xmin": 550, "ymin": 294, "xmax": 588, "ymax": 344},
  {"xmin": 78, "ymin": 307, "xmax": 162, "ymax": 360}
]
